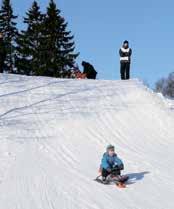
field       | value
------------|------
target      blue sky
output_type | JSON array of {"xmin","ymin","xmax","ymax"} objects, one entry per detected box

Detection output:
[{"xmin": 10, "ymin": 0, "xmax": 174, "ymax": 87}]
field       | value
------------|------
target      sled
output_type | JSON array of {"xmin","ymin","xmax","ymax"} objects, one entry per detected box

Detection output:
[{"xmin": 94, "ymin": 174, "xmax": 129, "ymax": 188}]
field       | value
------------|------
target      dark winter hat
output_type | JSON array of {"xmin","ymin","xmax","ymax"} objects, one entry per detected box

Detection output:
[
  {"xmin": 123, "ymin": 40, "xmax": 129, "ymax": 44},
  {"xmin": 82, "ymin": 61, "xmax": 86, "ymax": 66},
  {"xmin": 106, "ymin": 144, "xmax": 115, "ymax": 151}
]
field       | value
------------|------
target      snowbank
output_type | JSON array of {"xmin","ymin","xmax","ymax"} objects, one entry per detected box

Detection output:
[{"xmin": 0, "ymin": 74, "xmax": 174, "ymax": 209}]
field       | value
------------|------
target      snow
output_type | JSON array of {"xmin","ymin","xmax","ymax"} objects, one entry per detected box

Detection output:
[{"xmin": 0, "ymin": 74, "xmax": 174, "ymax": 209}]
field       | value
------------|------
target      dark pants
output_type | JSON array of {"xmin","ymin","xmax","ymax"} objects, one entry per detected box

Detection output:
[
  {"xmin": 120, "ymin": 62, "xmax": 130, "ymax": 80},
  {"xmin": 102, "ymin": 168, "xmax": 121, "ymax": 178}
]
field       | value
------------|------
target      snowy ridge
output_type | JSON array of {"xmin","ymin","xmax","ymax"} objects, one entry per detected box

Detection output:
[
  {"xmin": 156, "ymin": 92, "xmax": 174, "ymax": 110},
  {"xmin": 0, "ymin": 74, "xmax": 174, "ymax": 209}
]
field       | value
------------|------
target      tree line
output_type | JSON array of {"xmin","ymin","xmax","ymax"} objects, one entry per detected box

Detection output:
[
  {"xmin": 155, "ymin": 72, "xmax": 174, "ymax": 98},
  {"xmin": 0, "ymin": 0, "xmax": 79, "ymax": 77}
]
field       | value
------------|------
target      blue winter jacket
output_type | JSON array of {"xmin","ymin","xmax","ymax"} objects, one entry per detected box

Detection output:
[{"xmin": 101, "ymin": 153, "xmax": 124, "ymax": 170}]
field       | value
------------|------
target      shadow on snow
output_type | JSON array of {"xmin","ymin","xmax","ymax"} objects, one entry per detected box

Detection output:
[{"xmin": 126, "ymin": 171, "xmax": 150, "ymax": 185}]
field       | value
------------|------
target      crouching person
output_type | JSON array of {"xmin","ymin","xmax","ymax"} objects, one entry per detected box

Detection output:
[
  {"xmin": 82, "ymin": 61, "xmax": 97, "ymax": 79},
  {"xmin": 100, "ymin": 144, "xmax": 124, "ymax": 182}
]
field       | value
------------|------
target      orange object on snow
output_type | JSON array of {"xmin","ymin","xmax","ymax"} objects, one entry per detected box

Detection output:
[
  {"xmin": 75, "ymin": 72, "xmax": 87, "ymax": 79},
  {"xmin": 116, "ymin": 182, "xmax": 126, "ymax": 188}
]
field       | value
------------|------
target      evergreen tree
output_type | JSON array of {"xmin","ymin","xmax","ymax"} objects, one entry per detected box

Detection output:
[
  {"xmin": 0, "ymin": 0, "xmax": 18, "ymax": 73},
  {"xmin": 16, "ymin": 1, "xmax": 45, "ymax": 75},
  {"xmin": 41, "ymin": 0, "xmax": 79, "ymax": 77}
]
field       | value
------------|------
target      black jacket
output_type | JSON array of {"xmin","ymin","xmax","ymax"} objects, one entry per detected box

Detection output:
[
  {"xmin": 119, "ymin": 47, "xmax": 132, "ymax": 63},
  {"xmin": 82, "ymin": 62, "xmax": 97, "ymax": 79}
]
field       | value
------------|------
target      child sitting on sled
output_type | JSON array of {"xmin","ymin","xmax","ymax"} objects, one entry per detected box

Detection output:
[{"xmin": 100, "ymin": 144, "xmax": 124, "ymax": 182}]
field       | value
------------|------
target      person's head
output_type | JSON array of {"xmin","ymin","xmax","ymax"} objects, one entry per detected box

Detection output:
[
  {"xmin": 82, "ymin": 61, "xmax": 86, "ymax": 66},
  {"xmin": 106, "ymin": 144, "xmax": 115, "ymax": 156},
  {"xmin": 123, "ymin": 40, "xmax": 129, "ymax": 49}
]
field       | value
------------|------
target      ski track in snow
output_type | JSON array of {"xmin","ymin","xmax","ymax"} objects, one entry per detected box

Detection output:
[{"xmin": 0, "ymin": 74, "xmax": 174, "ymax": 208}]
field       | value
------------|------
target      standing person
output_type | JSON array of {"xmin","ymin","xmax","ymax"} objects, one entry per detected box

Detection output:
[
  {"xmin": 119, "ymin": 40, "xmax": 132, "ymax": 80},
  {"xmin": 0, "ymin": 33, "xmax": 6, "ymax": 73},
  {"xmin": 82, "ymin": 61, "xmax": 97, "ymax": 79}
]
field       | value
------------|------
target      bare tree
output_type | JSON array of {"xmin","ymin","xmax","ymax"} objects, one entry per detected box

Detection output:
[{"xmin": 155, "ymin": 72, "xmax": 174, "ymax": 98}]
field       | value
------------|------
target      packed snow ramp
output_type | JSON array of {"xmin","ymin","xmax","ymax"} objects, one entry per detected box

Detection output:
[{"xmin": 0, "ymin": 74, "xmax": 174, "ymax": 209}]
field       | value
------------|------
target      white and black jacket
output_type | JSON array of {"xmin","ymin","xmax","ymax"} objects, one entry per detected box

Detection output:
[{"xmin": 119, "ymin": 47, "xmax": 132, "ymax": 63}]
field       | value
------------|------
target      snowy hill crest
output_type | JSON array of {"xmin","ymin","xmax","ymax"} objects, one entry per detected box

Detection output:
[{"xmin": 0, "ymin": 74, "xmax": 174, "ymax": 209}]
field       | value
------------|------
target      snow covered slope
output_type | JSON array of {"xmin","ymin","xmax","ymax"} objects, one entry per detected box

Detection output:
[{"xmin": 0, "ymin": 74, "xmax": 174, "ymax": 209}]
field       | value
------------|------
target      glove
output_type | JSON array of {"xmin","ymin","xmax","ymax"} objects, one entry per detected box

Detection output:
[
  {"xmin": 113, "ymin": 163, "xmax": 124, "ymax": 171},
  {"xmin": 113, "ymin": 162, "xmax": 119, "ymax": 169},
  {"xmin": 106, "ymin": 168, "xmax": 112, "ymax": 173},
  {"xmin": 112, "ymin": 166, "xmax": 119, "ymax": 172}
]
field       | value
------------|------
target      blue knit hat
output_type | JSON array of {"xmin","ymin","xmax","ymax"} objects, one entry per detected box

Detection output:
[{"xmin": 106, "ymin": 144, "xmax": 115, "ymax": 151}]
